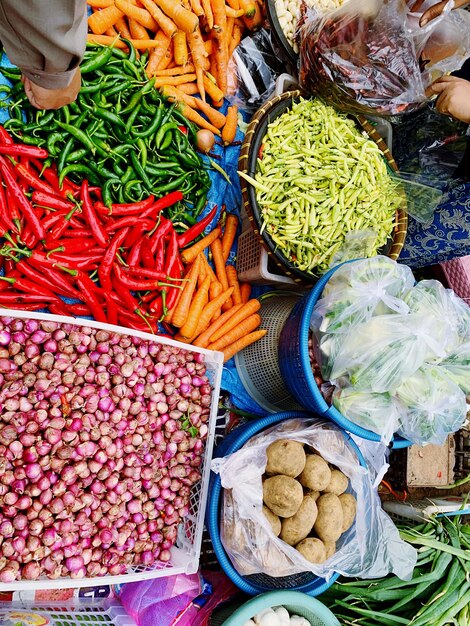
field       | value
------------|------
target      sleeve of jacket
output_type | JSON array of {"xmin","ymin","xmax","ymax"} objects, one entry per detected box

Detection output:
[{"xmin": 0, "ymin": 0, "xmax": 88, "ymax": 90}]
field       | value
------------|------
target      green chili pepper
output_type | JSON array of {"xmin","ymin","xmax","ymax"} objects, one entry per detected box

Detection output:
[
  {"xmin": 55, "ymin": 120, "xmax": 96, "ymax": 154},
  {"xmin": 93, "ymin": 107, "xmax": 126, "ymax": 128},
  {"xmin": 130, "ymin": 149, "xmax": 153, "ymax": 192},
  {"xmin": 46, "ymin": 132, "xmax": 64, "ymax": 156},
  {"xmin": 132, "ymin": 107, "xmax": 163, "ymax": 139},
  {"xmin": 124, "ymin": 103, "xmax": 141, "ymax": 136},
  {"xmin": 80, "ymin": 46, "xmax": 114, "ymax": 74}
]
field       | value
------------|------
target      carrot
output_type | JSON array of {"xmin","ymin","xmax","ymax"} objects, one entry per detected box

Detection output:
[
  {"xmin": 239, "ymin": 0, "xmax": 256, "ymax": 17},
  {"xmin": 208, "ymin": 313, "xmax": 261, "ymax": 350},
  {"xmin": 115, "ymin": 0, "xmax": 158, "ymax": 30},
  {"xmin": 204, "ymin": 39, "xmax": 213, "ymax": 56},
  {"xmin": 153, "ymin": 73, "xmax": 197, "ymax": 87},
  {"xmin": 177, "ymin": 101, "xmax": 222, "ymax": 133},
  {"xmin": 88, "ymin": 5, "xmax": 124, "ymax": 34},
  {"xmin": 157, "ymin": 40, "xmax": 174, "ymax": 69},
  {"xmin": 115, "ymin": 15, "xmax": 133, "ymax": 38},
  {"xmin": 193, "ymin": 299, "xmax": 241, "ymax": 348},
  {"xmin": 172, "ymin": 255, "xmax": 202, "ymax": 328},
  {"xmin": 139, "ymin": 0, "xmax": 178, "ymax": 38},
  {"xmin": 181, "ymin": 228, "xmax": 221, "ymax": 264},
  {"xmin": 161, "ymin": 85, "xmax": 226, "ymax": 128},
  {"xmin": 209, "ymin": 298, "xmax": 261, "ymax": 343},
  {"xmin": 226, "ymin": 0, "xmax": 240, "ymax": 8},
  {"xmin": 155, "ymin": 64, "xmax": 195, "ymax": 76},
  {"xmin": 222, "ymin": 105, "xmax": 238, "ymax": 145},
  {"xmin": 226, "ymin": 16, "xmax": 235, "ymax": 45},
  {"xmin": 174, "ymin": 30, "xmax": 188, "ymax": 66},
  {"xmin": 105, "ymin": 26, "xmax": 119, "ymax": 36},
  {"xmin": 176, "ymin": 82, "xmax": 199, "ymax": 94},
  {"xmin": 221, "ymin": 213, "xmax": 238, "ymax": 260},
  {"xmin": 190, "ymin": 0, "xmax": 204, "ymax": 16},
  {"xmin": 152, "ymin": 0, "xmax": 198, "ymax": 33},
  {"xmin": 202, "ymin": 0, "xmax": 214, "ymax": 29},
  {"xmin": 200, "ymin": 253, "xmax": 218, "ymax": 283},
  {"xmin": 209, "ymin": 281, "xmax": 223, "ymax": 321},
  {"xmin": 228, "ymin": 19, "xmax": 243, "ymax": 57},
  {"xmin": 210, "ymin": 237, "xmax": 230, "ymax": 306},
  {"xmin": 226, "ymin": 6, "xmax": 244, "ymax": 17},
  {"xmin": 88, "ymin": 0, "xmax": 113, "ymax": 7},
  {"xmin": 222, "ymin": 330, "xmax": 267, "ymax": 362},
  {"xmin": 211, "ymin": 0, "xmax": 228, "ymax": 94},
  {"xmin": 243, "ymin": 0, "xmax": 262, "ymax": 29},
  {"xmin": 203, "ymin": 73, "xmax": 224, "ymax": 105},
  {"xmin": 87, "ymin": 34, "xmax": 128, "ymax": 47},
  {"xmin": 240, "ymin": 282, "xmax": 251, "ymax": 303},
  {"xmin": 179, "ymin": 274, "xmax": 211, "ymax": 339},
  {"xmin": 188, "ymin": 29, "xmax": 208, "ymax": 101},
  {"xmin": 128, "ymin": 18, "xmax": 149, "ymax": 39},
  {"xmin": 225, "ymin": 264, "xmax": 242, "ymax": 305},
  {"xmin": 146, "ymin": 31, "xmax": 171, "ymax": 76}
]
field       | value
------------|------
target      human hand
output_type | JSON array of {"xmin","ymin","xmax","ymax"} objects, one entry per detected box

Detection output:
[
  {"xmin": 23, "ymin": 68, "xmax": 81, "ymax": 110},
  {"xmin": 410, "ymin": 0, "xmax": 469, "ymax": 26},
  {"xmin": 427, "ymin": 76, "xmax": 470, "ymax": 123}
]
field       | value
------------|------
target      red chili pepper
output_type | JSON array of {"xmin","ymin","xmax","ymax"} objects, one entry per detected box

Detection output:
[
  {"xmin": 46, "ymin": 205, "xmax": 80, "ymax": 242},
  {"xmin": 128, "ymin": 266, "xmax": 175, "ymax": 281},
  {"xmin": 52, "ymin": 228, "xmax": 89, "ymax": 239},
  {"xmin": 104, "ymin": 291, "xmax": 118, "ymax": 326},
  {"xmin": 148, "ymin": 294, "xmax": 163, "ymax": 318},
  {"xmin": 105, "ymin": 217, "xmax": 154, "ymax": 233},
  {"xmin": 48, "ymin": 300, "xmax": 73, "ymax": 317},
  {"xmin": 141, "ymin": 191, "xmax": 184, "ymax": 219},
  {"xmin": 177, "ymin": 205, "xmax": 218, "ymax": 248},
  {"xmin": 154, "ymin": 236, "xmax": 166, "ymax": 272},
  {"xmin": 52, "ymin": 253, "xmax": 104, "ymax": 269},
  {"xmin": 114, "ymin": 264, "xmax": 169, "ymax": 291},
  {"xmin": 95, "ymin": 195, "xmax": 155, "ymax": 217},
  {"xmin": 149, "ymin": 218, "xmax": 173, "ymax": 255},
  {"xmin": 0, "ymin": 145, "xmax": 48, "ymax": 159},
  {"xmin": 41, "ymin": 166, "xmax": 62, "ymax": 192},
  {"xmin": 76, "ymin": 271, "xmax": 106, "ymax": 323},
  {"xmin": 16, "ymin": 259, "xmax": 77, "ymax": 300},
  {"xmin": 98, "ymin": 227, "xmax": 130, "ymax": 292},
  {"xmin": 125, "ymin": 223, "xmax": 149, "ymax": 249},
  {"xmin": 0, "ymin": 156, "xmax": 45, "ymax": 239},
  {"xmin": 178, "ymin": 125, "xmax": 188, "ymax": 135},
  {"xmin": 46, "ymin": 238, "xmax": 98, "ymax": 254},
  {"xmin": 67, "ymin": 303, "xmax": 92, "ymax": 316},
  {"xmin": 41, "ymin": 211, "xmax": 67, "ymax": 232},
  {"xmin": 28, "ymin": 259, "xmax": 81, "ymax": 300},
  {"xmin": 0, "ymin": 178, "xmax": 14, "ymax": 231},
  {"xmin": 0, "ymin": 293, "xmax": 52, "ymax": 304},
  {"xmin": 0, "ymin": 275, "xmax": 63, "ymax": 302},
  {"xmin": 0, "ymin": 126, "xmax": 13, "ymax": 145},
  {"xmin": 80, "ymin": 180, "xmax": 109, "ymax": 248},
  {"xmin": 140, "ymin": 238, "xmax": 155, "ymax": 269},
  {"xmin": 4, "ymin": 179, "xmax": 21, "ymax": 224},
  {"xmin": 112, "ymin": 281, "xmax": 143, "ymax": 317},
  {"xmin": 13, "ymin": 162, "xmax": 57, "ymax": 195},
  {"xmin": 127, "ymin": 239, "xmax": 144, "ymax": 267},
  {"xmin": 31, "ymin": 191, "xmax": 75, "ymax": 212}
]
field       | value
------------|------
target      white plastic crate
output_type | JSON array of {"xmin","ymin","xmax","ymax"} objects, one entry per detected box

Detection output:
[
  {"xmin": 0, "ymin": 309, "xmax": 223, "ymax": 591},
  {"xmin": 0, "ymin": 599, "xmax": 136, "ymax": 626}
]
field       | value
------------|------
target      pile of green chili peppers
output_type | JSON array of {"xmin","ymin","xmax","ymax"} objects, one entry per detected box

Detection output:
[{"xmin": 0, "ymin": 41, "xmax": 211, "ymax": 218}]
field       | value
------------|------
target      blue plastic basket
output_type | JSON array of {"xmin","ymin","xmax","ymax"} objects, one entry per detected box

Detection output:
[
  {"xmin": 206, "ymin": 411, "xmax": 367, "ymax": 597},
  {"xmin": 278, "ymin": 264, "xmax": 411, "ymax": 449}
]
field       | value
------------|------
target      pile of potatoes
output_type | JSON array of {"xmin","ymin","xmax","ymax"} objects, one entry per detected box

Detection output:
[{"xmin": 262, "ymin": 439, "xmax": 357, "ymax": 564}]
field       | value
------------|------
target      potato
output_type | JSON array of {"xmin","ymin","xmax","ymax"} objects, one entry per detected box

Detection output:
[
  {"xmin": 265, "ymin": 439, "xmax": 306, "ymax": 477},
  {"xmin": 296, "ymin": 538, "xmax": 327, "ymax": 564},
  {"xmin": 339, "ymin": 493, "xmax": 357, "ymax": 533},
  {"xmin": 299, "ymin": 454, "xmax": 331, "ymax": 491},
  {"xmin": 280, "ymin": 495, "xmax": 318, "ymax": 546},
  {"xmin": 313, "ymin": 493, "xmax": 344, "ymax": 543},
  {"xmin": 324, "ymin": 469, "xmax": 349, "ymax": 496},
  {"xmin": 324, "ymin": 540, "xmax": 336, "ymax": 560},
  {"xmin": 263, "ymin": 475, "xmax": 303, "ymax": 518},
  {"xmin": 263, "ymin": 505, "xmax": 281, "ymax": 537},
  {"xmin": 305, "ymin": 490, "xmax": 320, "ymax": 501}
]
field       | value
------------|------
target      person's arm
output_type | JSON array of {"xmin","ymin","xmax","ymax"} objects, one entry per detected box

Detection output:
[
  {"xmin": 0, "ymin": 0, "xmax": 87, "ymax": 109},
  {"xmin": 428, "ymin": 75, "xmax": 470, "ymax": 123},
  {"xmin": 410, "ymin": 0, "xmax": 470, "ymax": 26}
]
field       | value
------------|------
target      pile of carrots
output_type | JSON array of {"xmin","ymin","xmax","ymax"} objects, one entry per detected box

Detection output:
[
  {"xmin": 166, "ymin": 214, "xmax": 266, "ymax": 362},
  {"xmin": 86, "ymin": 0, "xmax": 263, "ymax": 138}
]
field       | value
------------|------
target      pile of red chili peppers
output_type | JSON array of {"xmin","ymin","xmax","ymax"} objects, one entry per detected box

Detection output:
[{"xmin": 0, "ymin": 126, "xmax": 217, "ymax": 333}]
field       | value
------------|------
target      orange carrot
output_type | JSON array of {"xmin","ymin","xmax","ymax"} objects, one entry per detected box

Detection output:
[
  {"xmin": 226, "ymin": 7, "xmax": 244, "ymax": 17},
  {"xmin": 203, "ymin": 73, "xmax": 224, "ymax": 105},
  {"xmin": 209, "ymin": 281, "xmax": 223, "ymax": 321},
  {"xmin": 139, "ymin": 0, "xmax": 178, "ymax": 38},
  {"xmin": 200, "ymin": 252, "xmax": 218, "ymax": 282},
  {"xmin": 240, "ymin": 282, "xmax": 251, "ymax": 303},
  {"xmin": 88, "ymin": 5, "xmax": 124, "ymax": 34},
  {"xmin": 146, "ymin": 31, "xmax": 171, "ymax": 76},
  {"xmin": 160, "ymin": 85, "xmax": 226, "ymax": 128},
  {"xmin": 174, "ymin": 30, "xmax": 188, "ymax": 65},
  {"xmin": 115, "ymin": 0, "xmax": 158, "ymax": 30},
  {"xmin": 211, "ymin": 0, "xmax": 228, "ymax": 94},
  {"xmin": 156, "ymin": 64, "xmax": 195, "ymax": 76},
  {"xmin": 202, "ymin": 0, "xmax": 214, "ymax": 29},
  {"xmin": 222, "ymin": 330, "xmax": 267, "ymax": 362},
  {"xmin": 176, "ymin": 101, "xmax": 221, "ymax": 133},
  {"xmin": 225, "ymin": 265, "xmax": 242, "ymax": 305},
  {"xmin": 193, "ymin": 301, "xmax": 242, "ymax": 348},
  {"xmin": 181, "ymin": 228, "xmax": 221, "ymax": 264},
  {"xmin": 128, "ymin": 17, "xmax": 149, "ymax": 39},
  {"xmin": 239, "ymin": 0, "xmax": 256, "ymax": 17},
  {"xmin": 190, "ymin": 0, "xmax": 204, "ymax": 16},
  {"xmin": 226, "ymin": 16, "xmax": 235, "ymax": 46},
  {"xmin": 221, "ymin": 213, "xmax": 238, "ymax": 260},
  {"xmin": 105, "ymin": 26, "xmax": 119, "ymax": 36},
  {"xmin": 210, "ymin": 237, "xmax": 230, "ymax": 301},
  {"xmin": 243, "ymin": 0, "xmax": 262, "ymax": 29},
  {"xmin": 188, "ymin": 29, "xmax": 208, "ymax": 101},
  {"xmin": 208, "ymin": 313, "xmax": 261, "ymax": 350},
  {"xmin": 172, "ymin": 255, "xmax": 202, "ymax": 328},
  {"xmin": 204, "ymin": 39, "xmax": 213, "ymax": 56},
  {"xmin": 152, "ymin": 0, "xmax": 199, "ymax": 33},
  {"xmin": 154, "ymin": 73, "xmax": 197, "ymax": 87},
  {"xmin": 115, "ymin": 15, "xmax": 133, "ymax": 38},
  {"xmin": 87, "ymin": 34, "xmax": 128, "ymax": 47},
  {"xmin": 179, "ymin": 275, "xmax": 211, "ymax": 339},
  {"xmin": 228, "ymin": 19, "xmax": 243, "ymax": 57},
  {"xmin": 209, "ymin": 298, "xmax": 261, "ymax": 342},
  {"xmin": 222, "ymin": 105, "xmax": 238, "ymax": 145},
  {"xmin": 157, "ymin": 39, "xmax": 173, "ymax": 69},
  {"xmin": 88, "ymin": 0, "xmax": 113, "ymax": 7},
  {"xmin": 176, "ymin": 82, "xmax": 199, "ymax": 94},
  {"xmin": 226, "ymin": 0, "xmax": 240, "ymax": 8}
]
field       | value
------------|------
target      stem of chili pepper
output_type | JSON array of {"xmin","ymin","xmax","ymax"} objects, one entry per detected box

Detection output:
[
  {"xmin": 76, "ymin": 271, "xmax": 106, "ymax": 323},
  {"xmin": 80, "ymin": 179, "xmax": 109, "ymax": 248},
  {"xmin": 177, "ymin": 204, "xmax": 218, "ymax": 248},
  {"xmin": 46, "ymin": 204, "xmax": 80, "ymax": 242},
  {"xmin": 0, "ymin": 156, "xmax": 45, "ymax": 239},
  {"xmin": 27, "ymin": 258, "xmax": 82, "ymax": 300},
  {"xmin": 98, "ymin": 227, "xmax": 130, "ymax": 292}
]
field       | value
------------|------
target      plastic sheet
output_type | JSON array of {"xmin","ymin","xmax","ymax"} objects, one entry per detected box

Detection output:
[{"xmin": 212, "ymin": 418, "xmax": 416, "ymax": 582}]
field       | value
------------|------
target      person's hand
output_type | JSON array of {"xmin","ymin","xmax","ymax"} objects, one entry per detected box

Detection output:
[
  {"xmin": 410, "ymin": 0, "xmax": 469, "ymax": 26},
  {"xmin": 427, "ymin": 76, "xmax": 470, "ymax": 123},
  {"xmin": 22, "ymin": 68, "xmax": 81, "ymax": 110}
]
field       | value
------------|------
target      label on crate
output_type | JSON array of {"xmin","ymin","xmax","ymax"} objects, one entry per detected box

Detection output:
[{"xmin": 0, "ymin": 612, "xmax": 50, "ymax": 625}]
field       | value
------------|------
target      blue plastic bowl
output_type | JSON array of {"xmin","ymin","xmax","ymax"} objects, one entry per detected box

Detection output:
[
  {"xmin": 206, "ymin": 410, "xmax": 367, "ymax": 596},
  {"xmin": 278, "ymin": 263, "xmax": 411, "ymax": 449}
]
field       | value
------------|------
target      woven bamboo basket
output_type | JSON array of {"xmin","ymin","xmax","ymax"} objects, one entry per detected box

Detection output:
[{"xmin": 239, "ymin": 90, "xmax": 408, "ymax": 285}]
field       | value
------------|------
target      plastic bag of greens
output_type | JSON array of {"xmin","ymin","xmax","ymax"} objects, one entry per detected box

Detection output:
[
  {"xmin": 329, "ymin": 313, "xmax": 445, "ymax": 392},
  {"xmin": 333, "ymin": 388, "xmax": 404, "ymax": 443},
  {"xmin": 404, "ymin": 280, "xmax": 470, "ymax": 354},
  {"xmin": 396, "ymin": 365, "xmax": 468, "ymax": 445},
  {"xmin": 438, "ymin": 342, "xmax": 470, "ymax": 394}
]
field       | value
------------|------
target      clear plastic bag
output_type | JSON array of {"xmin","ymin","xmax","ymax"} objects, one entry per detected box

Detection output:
[
  {"xmin": 439, "ymin": 342, "xmax": 470, "ymax": 394},
  {"xmin": 211, "ymin": 418, "xmax": 416, "ymax": 581},
  {"xmin": 329, "ymin": 313, "xmax": 446, "ymax": 391},
  {"xmin": 396, "ymin": 365, "xmax": 468, "ymax": 445},
  {"xmin": 298, "ymin": 0, "xmax": 470, "ymax": 117}
]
